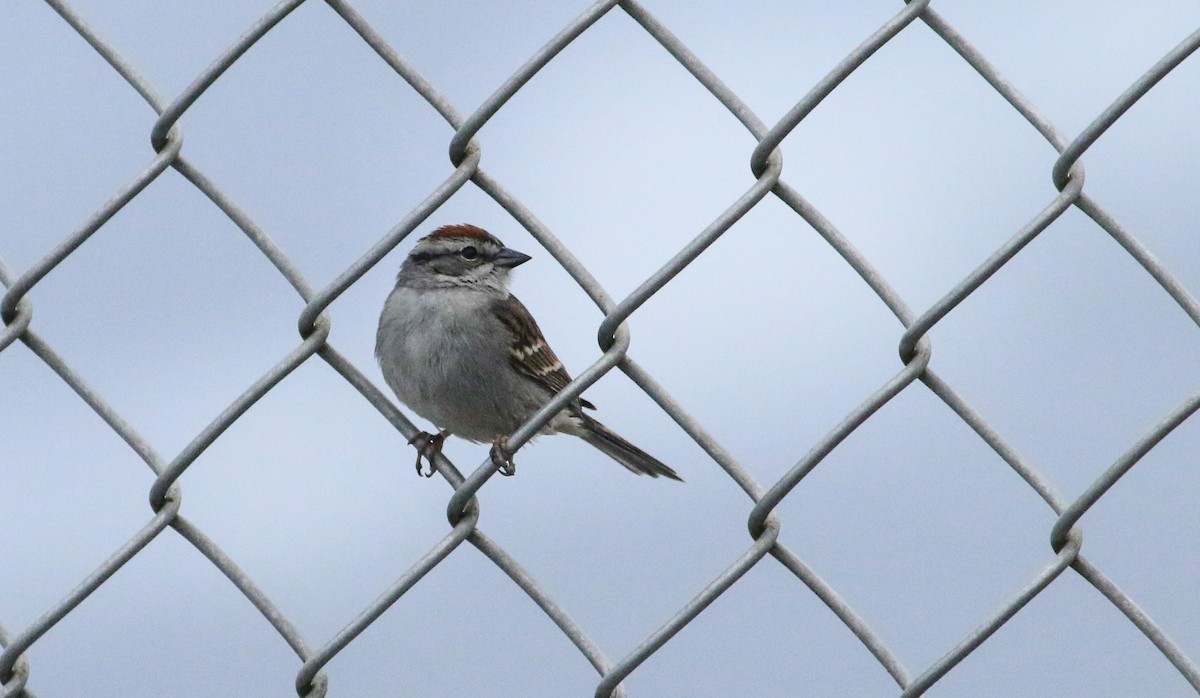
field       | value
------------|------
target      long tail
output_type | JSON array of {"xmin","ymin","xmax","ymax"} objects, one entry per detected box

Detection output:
[{"xmin": 577, "ymin": 415, "xmax": 683, "ymax": 481}]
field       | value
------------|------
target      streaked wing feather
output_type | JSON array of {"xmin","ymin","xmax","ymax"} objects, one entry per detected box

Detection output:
[{"xmin": 492, "ymin": 295, "xmax": 595, "ymax": 409}]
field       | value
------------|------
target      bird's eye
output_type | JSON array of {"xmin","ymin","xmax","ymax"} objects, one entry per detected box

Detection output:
[{"xmin": 460, "ymin": 246, "xmax": 479, "ymax": 260}]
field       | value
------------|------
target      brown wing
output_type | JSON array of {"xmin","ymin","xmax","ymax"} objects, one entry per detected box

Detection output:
[{"xmin": 491, "ymin": 295, "xmax": 595, "ymax": 410}]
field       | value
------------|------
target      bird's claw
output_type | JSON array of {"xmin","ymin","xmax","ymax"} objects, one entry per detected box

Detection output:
[
  {"xmin": 490, "ymin": 438, "xmax": 516, "ymax": 477},
  {"xmin": 408, "ymin": 430, "xmax": 449, "ymax": 478}
]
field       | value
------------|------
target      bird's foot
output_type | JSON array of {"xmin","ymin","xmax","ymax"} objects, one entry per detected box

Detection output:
[
  {"xmin": 490, "ymin": 437, "xmax": 516, "ymax": 477},
  {"xmin": 408, "ymin": 429, "xmax": 449, "ymax": 478}
]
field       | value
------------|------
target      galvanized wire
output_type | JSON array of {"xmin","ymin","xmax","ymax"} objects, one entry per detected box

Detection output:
[{"xmin": 2, "ymin": 1, "xmax": 1199, "ymax": 696}]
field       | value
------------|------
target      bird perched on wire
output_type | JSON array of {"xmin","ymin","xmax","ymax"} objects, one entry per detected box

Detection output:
[{"xmin": 376, "ymin": 223, "xmax": 681, "ymax": 481}]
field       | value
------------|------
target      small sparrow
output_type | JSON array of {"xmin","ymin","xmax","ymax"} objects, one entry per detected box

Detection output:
[{"xmin": 376, "ymin": 224, "xmax": 681, "ymax": 481}]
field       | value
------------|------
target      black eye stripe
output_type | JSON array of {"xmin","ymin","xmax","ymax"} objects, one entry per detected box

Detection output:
[
  {"xmin": 411, "ymin": 248, "xmax": 492, "ymax": 263},
  {"xmin": 408, "ymin": 251, "xmax": 439, "ymax": 263}
]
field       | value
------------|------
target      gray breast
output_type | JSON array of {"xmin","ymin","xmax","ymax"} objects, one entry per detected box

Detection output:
[{"xmin": 376, "ymin": 286, "xmax": 536, "ymax": 441}]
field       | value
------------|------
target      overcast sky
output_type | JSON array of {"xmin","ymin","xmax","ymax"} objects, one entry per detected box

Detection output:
[{"xmin": 3, "ymin": 1, "xmax": 1200, "ymax": 696}]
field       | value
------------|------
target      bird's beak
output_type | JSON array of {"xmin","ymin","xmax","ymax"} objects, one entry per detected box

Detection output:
[{"xmin": 492, "ymin": 247, "xmax": 532, "ymax": 268}]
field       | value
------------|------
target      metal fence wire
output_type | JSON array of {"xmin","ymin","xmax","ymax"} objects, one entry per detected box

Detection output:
[{"xmin": 3, "ymin": 1, "xmax": 1200, "ymax": 696}]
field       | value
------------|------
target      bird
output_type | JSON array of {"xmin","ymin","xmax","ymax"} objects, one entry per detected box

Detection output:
[{"xmin": 376, "ymin": 223, "xmax": 681, "ymax": 481}]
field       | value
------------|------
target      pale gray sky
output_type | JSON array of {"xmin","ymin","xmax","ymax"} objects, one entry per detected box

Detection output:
[{"xmin": 3, "ymin": 1, "xmax": 1200, "ymax": 696}]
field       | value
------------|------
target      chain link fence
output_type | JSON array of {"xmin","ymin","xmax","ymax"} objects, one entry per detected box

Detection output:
[{"xmin": 3, "ymin": 1, "xmax": 1200, "ymax": 695}]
